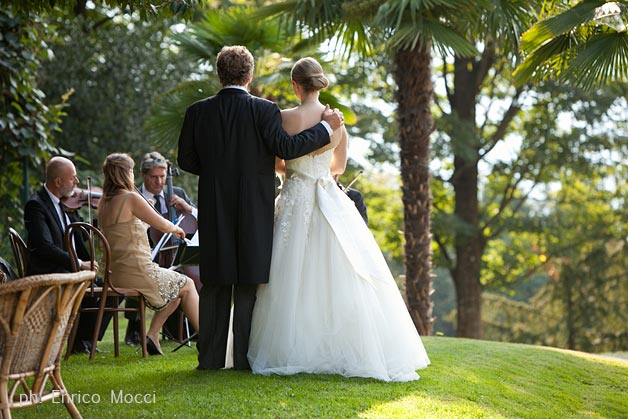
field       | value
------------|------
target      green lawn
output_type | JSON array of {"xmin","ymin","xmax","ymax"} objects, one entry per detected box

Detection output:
[{"xmin": 11, "ymin": 334, "xmax": 628, "ymax": 419}]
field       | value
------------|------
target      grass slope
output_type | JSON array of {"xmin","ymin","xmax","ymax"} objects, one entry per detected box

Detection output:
[{"xmin": 11, "ymin": 336, "xmax": 628, "ymax": 419}]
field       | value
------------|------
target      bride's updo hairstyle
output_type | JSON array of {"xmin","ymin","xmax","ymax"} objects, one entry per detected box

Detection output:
[
  {"xmin": 291, "ymin": 57, "xmax": 329, "ymax": 93},
  {"xmin": 102, "ymin": 153, "xmax": 135, "ymax": 199}
]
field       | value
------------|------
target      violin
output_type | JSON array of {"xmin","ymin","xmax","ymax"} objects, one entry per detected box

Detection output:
[{"xmin": 62, "ymin": 186, "xmax": 103, "ymax": 212}]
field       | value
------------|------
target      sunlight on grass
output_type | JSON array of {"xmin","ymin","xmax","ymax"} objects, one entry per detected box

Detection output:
[
  {"xmin": 360, "ymin": 394, "xmax": 510, "ymax": 419},
  {"xmin": 542, "ymin": 345, "xmax": 628, "ymax": 366}
]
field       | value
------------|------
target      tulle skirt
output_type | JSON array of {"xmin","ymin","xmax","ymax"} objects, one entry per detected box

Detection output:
[{"xmin": 247, "ymin": 173, "xmax": 430, "ymax": 382}]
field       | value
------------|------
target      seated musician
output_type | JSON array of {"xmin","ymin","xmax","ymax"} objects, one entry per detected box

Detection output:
[
  {"xmin": 125, "ymin": 151, "xmax": 199, "ymax": 345},
  {"xmin": 138, "ymin": 151, "xmax": 197, "ymax": 223},
  {"xmin": 23, "ymin": 156, "xmax": 113, "ymax": 354},
  {"xmin": 98, "ymin": 153, "xmax": 200, "ymax": 355}
]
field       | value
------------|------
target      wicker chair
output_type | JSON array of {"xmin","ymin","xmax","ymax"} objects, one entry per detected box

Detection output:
[
  {"xmin": 0, "ymin": 271, "xmax": 94, "ymax": 419},
  {"xmin": 63, "ymin": 222, "xmax": 147, "ymax": 360},
  {"xmin": 8, "ymin": 228, "xmax": 27, "ymax": 279}
]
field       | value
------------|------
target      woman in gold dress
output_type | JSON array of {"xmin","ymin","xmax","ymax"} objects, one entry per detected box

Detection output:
[{"xmin": 97, "ymin": 153, "xmax": 199, "ymax": 355}]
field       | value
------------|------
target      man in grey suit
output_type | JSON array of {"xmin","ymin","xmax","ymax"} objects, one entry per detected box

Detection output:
[
  {"xmin": 178, "ymin": 45, "xmax": 343, "ymax": 370},
  {"xmin": 138, "ymin": 151, "xmax": 197, "ymax": 221}
]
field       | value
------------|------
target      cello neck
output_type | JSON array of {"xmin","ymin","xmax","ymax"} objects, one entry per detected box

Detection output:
[{"xmin": 166, "ymin": 162, "xmax": 177, "ymax": 221}]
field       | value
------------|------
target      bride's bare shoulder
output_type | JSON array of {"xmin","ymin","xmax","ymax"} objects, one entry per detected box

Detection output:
[{"xmin": 281, "ymin": 107, "xmax": 298, "ymax": 120}]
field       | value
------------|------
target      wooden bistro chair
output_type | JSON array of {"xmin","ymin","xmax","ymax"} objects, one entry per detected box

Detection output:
[
  {"xmin": 0, "ymin": 270, "xmax": 95, "ymax": 419},
  {"xmin": 8, "ymin": 228, "xmax": 28, "ymax": 279},
  {"xmin": 63, "ymin": 222, "xmax": 147, "ymax": 360}
]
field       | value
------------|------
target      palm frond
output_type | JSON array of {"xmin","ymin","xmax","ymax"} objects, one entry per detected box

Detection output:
[
  {"xmin": 515, "ymin": 1, "xmax": 628, "ymax": 88},
  {"xmin": 512, "ymin": 33, "xmax": 574, "ymax": 87},
  {"xmin": 254, "ymin": 0, "xmax": 344, "ymax": 40},
  {"xmin": 520, "ymin": 1, "xmax": 604, "ymax": 54},
  {"xmin": 564, "ymin": 32, "xmax": 628, "ymax": 90},
  {"xmin": 146, "ymin": 79, "xmax": 219, "ymax": 150},
  {"xmin": 327, "ymin": 21, "xmax": 375, "ymax": 58},
  {"xmin": 479, "ymin": 0, "xmax": 538, "ymax": 53},
  {"xmin": 176, "ymin": 6, "xmax": 290, "ymax": 64},
  {"xmin": 425, "ymin": 19, "xmax": 479, "ymax": 57},
  {"xmin": 387, "ymin": 17, "xmax": 477, "ymax": 56}
]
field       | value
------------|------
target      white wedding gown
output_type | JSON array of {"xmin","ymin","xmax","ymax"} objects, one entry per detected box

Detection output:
[{"xmin": 247, "ymin": 149, "xmax": 430, "ymax": 382}]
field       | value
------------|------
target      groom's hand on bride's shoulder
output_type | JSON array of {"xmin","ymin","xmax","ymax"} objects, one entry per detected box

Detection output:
[{"xmin": 321, "ymin": 104, "xmax": 344, "ymax": 131}]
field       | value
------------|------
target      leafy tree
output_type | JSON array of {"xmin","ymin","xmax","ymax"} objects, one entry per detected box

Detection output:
[
  {"xmin": 3, "ymin": 0, "xmax": 200, "ymax": 19},
  {"xmin": 0, "ymin": 8, "xmax": 68, "ymax": 251},
  {"xmin": 40, "ymin": 11, "xmax": 196, "ymax": 182},
  {"xmin": 428, "ymin": 1, "xmax": 549, "ymax": 337},
  {"xmin": 483, "ymin": 164, "xmax": 628, "ymax": 352},
  {"xmin": 434, "ymin": 72, "xmax": 628, "ymax": 338}
]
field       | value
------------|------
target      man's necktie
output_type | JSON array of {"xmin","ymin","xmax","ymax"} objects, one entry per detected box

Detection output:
[
  {"xmin": 59, "ymin": 201, "xmax": 67, "ymax": 230},
  {"xmin": 153, "ymin": 194, "xmax": 162, "ymax": 214}
]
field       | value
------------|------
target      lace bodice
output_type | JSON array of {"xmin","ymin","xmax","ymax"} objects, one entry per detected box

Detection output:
[
  {"xmin": 285, "ymin": 149, "xmax": 334, "ymax": 179},
  {"xmin": 275, "ymin": 149, "xmax": 335, "ymax": 244}
]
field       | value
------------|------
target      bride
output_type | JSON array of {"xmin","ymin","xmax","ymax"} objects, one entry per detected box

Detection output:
[{"xmin": 247, "ymin": 57, "xmax": 430, "ymax": 382}]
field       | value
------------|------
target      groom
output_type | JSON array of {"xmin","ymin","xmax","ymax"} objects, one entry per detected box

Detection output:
[{"xmin": 178, "ymin": 45, "xmax": 344, "ymax": 370}]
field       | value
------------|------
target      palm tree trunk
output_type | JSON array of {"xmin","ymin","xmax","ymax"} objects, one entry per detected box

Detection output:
[{"xmin": 393, "ymin": 42, "xmax": 434, "ymax": 336}]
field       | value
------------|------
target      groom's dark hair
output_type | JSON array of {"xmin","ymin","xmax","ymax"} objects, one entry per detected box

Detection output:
[{"xmin": 216, "ymin": 45, "xmax": 254, "ymax": 87}]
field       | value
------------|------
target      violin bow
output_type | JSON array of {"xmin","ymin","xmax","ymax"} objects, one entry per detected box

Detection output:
[
  {"xmin": 87, "ymin": 177, "xmax": 94, "ymax": 228},
  {"xmin": 343, "ymin": 171, "xmax": 363, "ymax": 193}
]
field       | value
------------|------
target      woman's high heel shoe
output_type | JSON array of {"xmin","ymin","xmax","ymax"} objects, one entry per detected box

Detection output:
[{"xmin": 146, "ymin": 336, "xmax": 163, "ymax": 356}]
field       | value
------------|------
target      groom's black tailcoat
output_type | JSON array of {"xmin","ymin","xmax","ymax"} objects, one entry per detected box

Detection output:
[{"xmin": 178, "ymin": 87, "xmax": 330, "ymax": 369}]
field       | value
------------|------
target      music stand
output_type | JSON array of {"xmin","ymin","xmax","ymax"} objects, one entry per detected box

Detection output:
[{"xmin": 172, "ymin": 239, "xmax": 199, "ymax": 267}]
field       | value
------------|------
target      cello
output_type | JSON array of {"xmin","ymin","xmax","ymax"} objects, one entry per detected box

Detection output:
[{"xmin": 149, "ymin": 162, "xmax": 197, "ymax": 269}]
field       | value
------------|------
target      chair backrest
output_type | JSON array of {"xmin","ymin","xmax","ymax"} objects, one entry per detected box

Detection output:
[
  {"xmin": 0, "ymin": 271, "xmax": 94, "ymax": 413},
  {"xmin": 8, "ymin": 227, "xmax": 28, "ymax": 278},
  {"xmin": 64, "ymin": 222, "xmax": 108, "ymax": 273},
  {"xmin": 0, "ymin": 256, "xmax": 18, "ymax": 284},
  {"xmin": 65, "ymin": 222, "xmax": 115, "ymax": 293}
]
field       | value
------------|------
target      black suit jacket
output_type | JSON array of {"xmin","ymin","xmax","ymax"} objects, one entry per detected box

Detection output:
[
  {"xmin": 24, "ymin": 186, "xmax": 89, "ymax": 275},
  {"xmin": 178, "ymin": 88, "xmax": 330, "ymax": 285},
  {"xmin": 346, "ymin": 188, "xmax": 368, "ymax": 226}
]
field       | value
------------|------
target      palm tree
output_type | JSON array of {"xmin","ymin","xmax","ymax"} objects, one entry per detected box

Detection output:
[
  {"xmin": 255, "ymin": 0, "xmax": 484, "ymax": 336},
  {"xmin": 514, "ymin": 1, "xmax": 628, "ymax": 90}
]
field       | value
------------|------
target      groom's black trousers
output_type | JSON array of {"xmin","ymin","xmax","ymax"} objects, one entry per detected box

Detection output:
[{"xmin": 197, "ymin": 283, "xmax": 257, "ymax": 370}]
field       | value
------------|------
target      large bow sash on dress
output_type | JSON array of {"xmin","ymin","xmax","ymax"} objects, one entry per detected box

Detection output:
[{"xmin": 285, "ymin": 170, "xmax": 393, "ymax": 288}]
